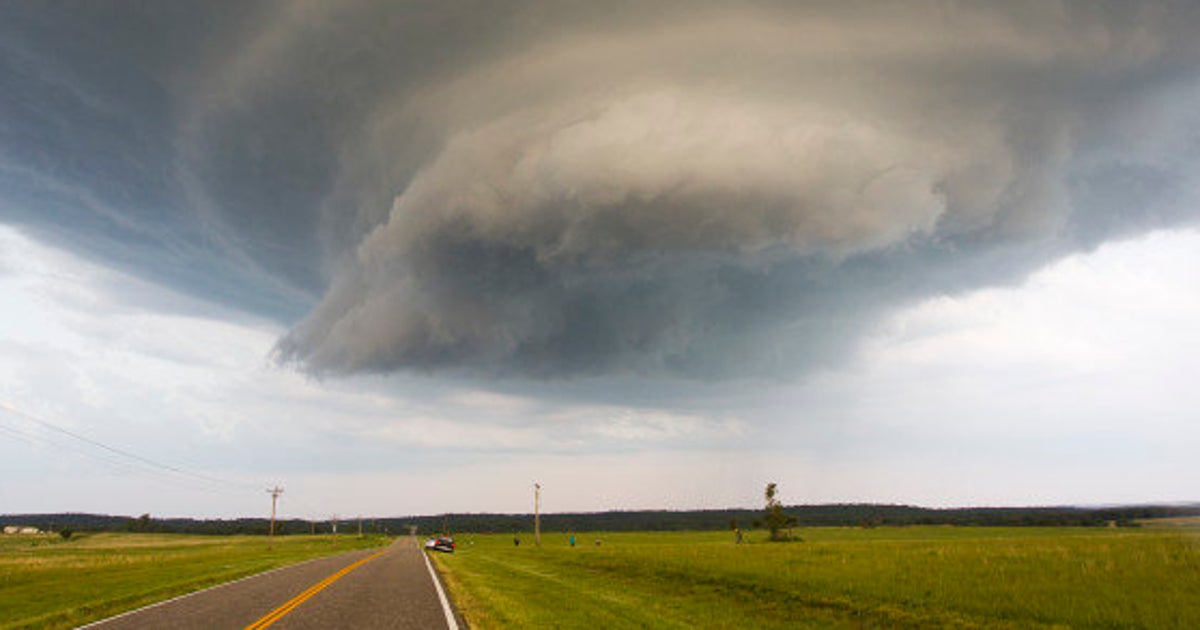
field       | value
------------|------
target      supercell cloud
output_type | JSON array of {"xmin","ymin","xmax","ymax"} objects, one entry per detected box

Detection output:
[{"xmin": 3, "ymin": 1, "xmax": 1200, "ymax": 378}]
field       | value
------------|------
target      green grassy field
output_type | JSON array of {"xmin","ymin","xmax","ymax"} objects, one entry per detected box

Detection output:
[
  {"xmin": 0, "ymin": 532, "xmax": 391, "ymax": 629},
  {"xmin": 432, "ymin": 527, "xmax": 1200, "ymax": 629},
  {"xmin": 1139, "ymin": 516, "xmax": 1200, "ymax": 528}
]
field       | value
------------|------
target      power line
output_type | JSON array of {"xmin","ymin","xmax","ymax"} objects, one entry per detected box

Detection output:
[
  {"xmin": 0, "ymin": 399, "xmax": 253, "ymax": 491},
  {"xmin": 0, "ymin": 417, "xmax": 199, "ymax": 484},
  {"xmin": 0, "ymin": 401, "xmax": 338, "ymax": 524},
  {"xmin": 0, "ymin": 423, "xmax": 40, "ymax": 447}
]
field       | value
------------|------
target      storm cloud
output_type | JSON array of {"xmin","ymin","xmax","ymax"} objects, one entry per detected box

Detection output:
[{"xmin": 4, "ymin": 1, "xmax": 1199, "ymax": 378}]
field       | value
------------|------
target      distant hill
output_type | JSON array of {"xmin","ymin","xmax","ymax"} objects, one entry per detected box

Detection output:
[{"xmin": 5, "ymin": 503, "xmax": 1200, "ymax": 536}]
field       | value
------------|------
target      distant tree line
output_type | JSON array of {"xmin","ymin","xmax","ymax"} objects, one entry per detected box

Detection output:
[
  {"xmin": 0, "ymin": 512, "xmax": 346, "ymax": 536},
  {"xmin": 4, "ymin": 504, "xmax": 1197, "ymax": 536}
]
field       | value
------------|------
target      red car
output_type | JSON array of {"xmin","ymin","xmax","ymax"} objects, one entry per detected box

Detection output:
[{"xmin": 424, "ymin": 536, "xmax": 455, "ymax": 553}]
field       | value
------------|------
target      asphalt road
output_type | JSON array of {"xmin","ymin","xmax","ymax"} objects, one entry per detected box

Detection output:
[{"xmin": 84, "ymin": 537, "xmax": 461, "ymax": 630}]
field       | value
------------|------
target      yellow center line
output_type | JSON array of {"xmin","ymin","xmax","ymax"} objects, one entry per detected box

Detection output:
[{"xmin": 243, "ymin": 549, "xmax": 390, "ymax": 630}]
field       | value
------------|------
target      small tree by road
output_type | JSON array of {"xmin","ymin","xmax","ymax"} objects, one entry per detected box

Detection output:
[{"xmin": 764, "ymin": 482, "xmax": 799, "ymax": 541}]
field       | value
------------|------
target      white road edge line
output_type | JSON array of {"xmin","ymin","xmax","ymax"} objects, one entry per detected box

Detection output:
[
  {"xmin": 74, "ymin": 550, "xmax": 367, "ymax": 629},
  {"xmin": 422, "ymin": 549, "xmax": 461, "ymax": 630}
]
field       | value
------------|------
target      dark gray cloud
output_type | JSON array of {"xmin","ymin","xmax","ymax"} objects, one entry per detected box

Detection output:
[
  {"xmin": 3, "ymin": 1, "xmax": 1199, "ymax": 379},
  {"xmin": 0, "ymin": 1, "xmax": 311, "ymax": 318}
]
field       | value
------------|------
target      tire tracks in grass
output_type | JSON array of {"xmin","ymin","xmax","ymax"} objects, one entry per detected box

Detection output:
[
  {"xmin": 467, "ymin": 553, "xmax": 695, "ymax": 629},
  {"xmin": 536, "ymin": 551, "xmax": 1060, "ymax": 629},
  {"xmin": 451, "ymin": 551, "xmax": 876, "ymax": 629}
]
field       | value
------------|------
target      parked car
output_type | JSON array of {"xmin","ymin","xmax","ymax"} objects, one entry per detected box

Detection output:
[{"xmin": 424, "ymin": 536, "xmax": 455, "ymax": 553}]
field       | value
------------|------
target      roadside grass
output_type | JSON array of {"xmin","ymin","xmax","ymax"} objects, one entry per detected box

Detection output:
[
  {"xmin": 0, "ymin": 532, "xmax": 391, "ymax": 629},
  {"xmin": 432, "ymin": 527, "xmax": 1200, "ymax": 629}
]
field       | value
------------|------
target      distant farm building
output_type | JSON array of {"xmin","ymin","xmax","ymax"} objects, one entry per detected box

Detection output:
[{"xmin": 2, "ymin": 526, "xmax": 41, "ymax": 535}]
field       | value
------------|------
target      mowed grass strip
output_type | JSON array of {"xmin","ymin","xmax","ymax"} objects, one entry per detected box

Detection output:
[
  {"xmin": 0, "ymin": 532, "xmax": 391, "ymax": 630},
  {"xmin": 432, "ymin": 527, "xmax": 1200, "ymax": 629}
]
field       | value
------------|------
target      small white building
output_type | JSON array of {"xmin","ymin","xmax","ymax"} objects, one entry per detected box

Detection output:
[
  {"xmin": 2, "ymin": 525, "xmax": 40, "ymax": 535},
  {"xmin": 2, "ymin": 526, "xmax": 17, "ymax": 535}
]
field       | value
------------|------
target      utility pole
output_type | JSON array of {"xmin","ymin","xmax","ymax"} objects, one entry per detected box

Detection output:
[
  {"xmin": 534, "ymin": 482, "xmax": 541, "ymax": 547},
  {"xmin": 266, "ymin": 486, "xmax": 284, "ymax": 548},
  {"xmin": 309, "ymin": 520, "xmax": 315, "ymax": 535},
  {"xmin": 331, "ymin": 514, "xmax": 339, "ymax": 535},
  {"xmin": 358, "ymin": 515, "xmax": 363, "ymax": 538}
]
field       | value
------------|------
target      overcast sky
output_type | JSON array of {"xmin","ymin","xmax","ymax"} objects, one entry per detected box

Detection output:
[{"xmin": 1, "ymin": 1, "xmax": 1198, "ymax": 519}]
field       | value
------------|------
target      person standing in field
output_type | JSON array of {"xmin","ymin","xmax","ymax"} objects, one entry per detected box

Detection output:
[
  {"xmin": 569, "ymin": 534, "xmax": 576, "ymax": 547},
  {"xmin": 735, "ymin": 528, "xmax": 743, "ymax": 544},
  {"xmin": 514, "ymin": 534, "xmax": 520, "ymax": 546}
]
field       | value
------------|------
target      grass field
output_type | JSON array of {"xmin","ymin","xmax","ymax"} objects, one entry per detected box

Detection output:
[
  {"xmin": 432, "ymin": 526, "xmax": 1200, "ymax": 629},
  {"xmin": 0, "ymin": 532, "xmax": 391, "ymax": 629},
  {"xmin": 1138, "ymin": 516, "xmax": 1200, "ymax": 528}
]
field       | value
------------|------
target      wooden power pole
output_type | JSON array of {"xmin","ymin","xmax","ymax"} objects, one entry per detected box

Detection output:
[
  {"xmin": 266, "ymin": 486, "xmax": 284, "ymax": 548},
  {"xmin": 534, "ymin": 483, "xmax": 541, "ymax": 547}
]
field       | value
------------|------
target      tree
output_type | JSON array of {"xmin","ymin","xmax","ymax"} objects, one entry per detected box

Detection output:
[
  {"xmin": 763, "ymin": 482, "xmax": 798, "ymax": 542},
  {"xmin": 126, "ymin": 513, "xmax": 153, "ymax": 533}
]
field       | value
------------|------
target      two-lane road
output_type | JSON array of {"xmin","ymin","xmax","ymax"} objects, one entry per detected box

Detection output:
[{"xmin": 84, "ymin": 537, "xmax": 461, "ymax": 629}]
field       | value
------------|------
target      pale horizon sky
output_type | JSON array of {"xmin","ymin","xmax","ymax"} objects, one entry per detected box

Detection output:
[
  {"xmin": 3, "ymin": 224, "xmax": 1197, "ymax": 519},
  {"xmin": 2, "ymin": 1, "xmax": 1199, "ymax": 520}
]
